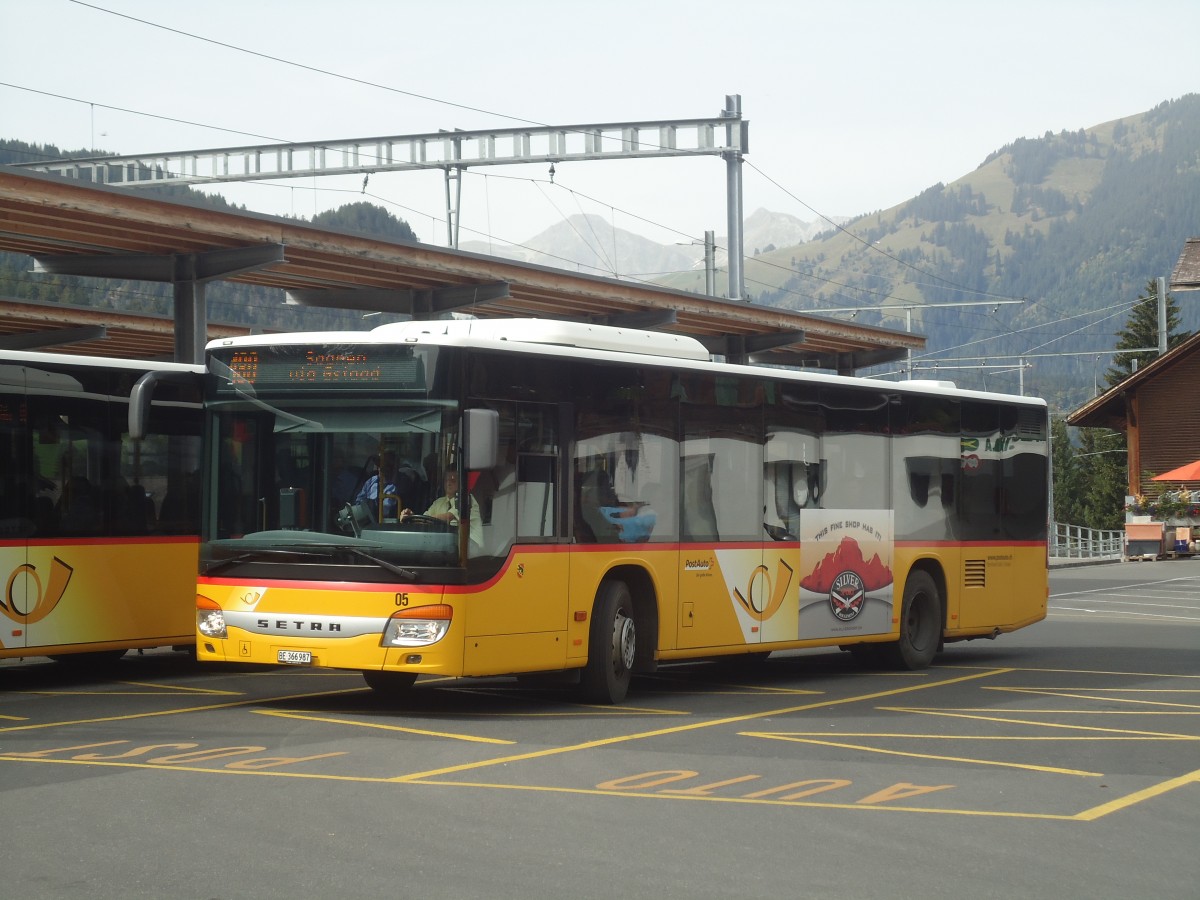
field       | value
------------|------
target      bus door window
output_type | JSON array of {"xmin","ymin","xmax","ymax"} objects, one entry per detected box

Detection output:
[
  {"xmin": 471, "ymin": 402, "xmax": 518, "ymax": 557},
  {"xmin": 573, "ymin": 365, "xmax": 675, "ymax": 544},
  {"xmin": 0, "ymin": 379, "xmax": 34, "ymax": 538},
  {"xmin": 679, "ymin": 373, "xmax": 763, "ymax": 542},
  {"xmin": 958, "ymin": 401, "xmax": 1003, "ymax": 540},
  {"xmin": 999, "ymin": 405, "xmax": 1048, "ymax": 540},
  {"xmin": 817, "ymin": 386, "xmax": 890, "ymax": 512},
  {"xmin": 766, "ymin": 384, "xmax": 825, "ymax": 539},
  {"xmin": 34, "ymin": 402, "xmax": 104, "ymax": 538},
  {"xmin": 892, "ymin": 395, "xmax": 959, "ymax": 542},
  {"xmin": 515, "ymin": 403, "xmax": 558, "ymax": 541},
  {"xmin": 212, "ymin": 418, "xmax": 258, "ymax": 538}
]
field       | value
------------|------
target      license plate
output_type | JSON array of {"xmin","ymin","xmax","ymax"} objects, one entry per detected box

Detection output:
[{"xmin": 277, "ymin": 650, "xmax": 313, "ymax": 665}]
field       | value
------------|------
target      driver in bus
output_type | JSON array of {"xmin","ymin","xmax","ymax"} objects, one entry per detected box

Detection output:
[
  {"xmin": 356, "ymin": 451, "xmax": 401, "ymax": 520},
  {"xmin": 400, "ymin": 467, "xmax": 482, "ymax": 547}
]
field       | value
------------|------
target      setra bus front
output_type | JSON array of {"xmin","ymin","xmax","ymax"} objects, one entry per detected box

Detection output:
[{"xmin": 194, "ymin": 335, "xmax": 498, "ymax": 694}]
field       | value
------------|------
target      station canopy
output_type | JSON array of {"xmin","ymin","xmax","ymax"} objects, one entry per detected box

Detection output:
[{"xmin": 0, "ymin": 166, "xmax": 924, "ymax": 371}]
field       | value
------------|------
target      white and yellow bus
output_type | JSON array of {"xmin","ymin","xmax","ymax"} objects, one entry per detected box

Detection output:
[
  {"xmin": 194, "ymin": 319, "xmax": 1049, "ymax": 703},
  {"xmin": 1, "ymin": 350, "xmax": 203, "ymax": 663}
]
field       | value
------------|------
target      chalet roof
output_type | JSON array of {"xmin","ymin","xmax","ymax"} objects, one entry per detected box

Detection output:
[
  {"xmin": 1171, "ymin": 237, "xmax": 1200, "ymax": 291},
  {"xmin": 1066, "ymin": 328, "xmax": 1200, "ymax": 429}
]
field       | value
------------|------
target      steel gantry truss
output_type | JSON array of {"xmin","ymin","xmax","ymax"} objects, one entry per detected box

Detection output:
[{"xmin": 14, "ymin": 96, "xmax": 751, "ymax": 300}]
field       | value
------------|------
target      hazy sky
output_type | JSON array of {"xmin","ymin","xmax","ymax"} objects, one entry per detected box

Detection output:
[{"xmin": 3, "ymin": 0, "xmax": 1196, "ymax": 252}]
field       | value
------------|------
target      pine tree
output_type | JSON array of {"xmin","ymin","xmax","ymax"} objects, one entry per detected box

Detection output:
[
  {"xmin": 1104, "ymin": 280, "xmax": 1191, "ymax": 387},
  {"xmin": 1076, "ymin": 427, "xmax": 1127, "ymax": 530},
  {"xmin": 1050, "ymin": 417, "xmax": 1085, "ymax": 524}
]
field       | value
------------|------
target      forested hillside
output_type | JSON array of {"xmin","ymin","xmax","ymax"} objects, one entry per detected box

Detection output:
[
  {"xmin": 707, "ymin": 95, "xmax": 1200, "ymax": 411},
  {"xmin": 0, "ymin": 139, "xmax": 416, "ymax": 334}
]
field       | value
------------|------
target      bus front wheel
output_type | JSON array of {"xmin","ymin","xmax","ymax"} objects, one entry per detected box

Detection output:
[
  {"xmin": 579, "ymin": 579, "xmax": 636, "ymax": 704},
  {"xmin": 885, "ymin": 570, "xmax": 942, "ymax": 670}
]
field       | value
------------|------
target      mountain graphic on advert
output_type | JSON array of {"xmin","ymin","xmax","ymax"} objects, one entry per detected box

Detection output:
[{"xmin": 801, "ymin": 536, "xmax": 892, "ymax": 593}]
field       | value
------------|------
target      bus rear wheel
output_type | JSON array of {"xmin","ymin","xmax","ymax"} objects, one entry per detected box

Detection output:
[
  {"xmin": 885, "ymin": 570, "xmax": 942, "ymax": 670},
  {"xmin": 579, "ymin": 579, "xmax": 636, "ymax": 704}
]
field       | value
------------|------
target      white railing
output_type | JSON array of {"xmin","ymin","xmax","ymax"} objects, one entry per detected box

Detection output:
[{"xmin": 1051, "ymin": 523, "xmax": 1124, "ymax": 560}]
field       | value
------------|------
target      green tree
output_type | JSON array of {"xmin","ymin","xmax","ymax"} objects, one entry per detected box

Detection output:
[
  {"xmin": 1105, "ymin": 279, "xmax": 1191, "ymax": 387},
  {"xmin": 1050, "ymin": 417, "xmax": 1084, "ymax": 524},
  {"xmin": 1075, "ymin": 427, "xmax": 1127, "ymax": 530},
  {"xmin": 311, "ymin": 202, "xmax": 417, "ymax": 243}
]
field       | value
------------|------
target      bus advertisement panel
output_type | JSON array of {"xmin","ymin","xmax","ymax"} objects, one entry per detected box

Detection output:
[{"xmin": 194, "ymin": 319, "xmax": 1049, "ymax": 703}]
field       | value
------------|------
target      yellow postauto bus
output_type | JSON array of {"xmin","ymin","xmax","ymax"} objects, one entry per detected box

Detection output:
[
  {"xmin": 193, "ymin": 319, "xmax": 1049, "ymax": 703},
  {"xmin": 1, "ymin": 350, "xmax": 203, "ymax": 663}
]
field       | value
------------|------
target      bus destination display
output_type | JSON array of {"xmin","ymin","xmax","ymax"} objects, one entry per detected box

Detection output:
[{"xmin": 215, "ymin": 346, "xmax": 425, "ymax": 391}]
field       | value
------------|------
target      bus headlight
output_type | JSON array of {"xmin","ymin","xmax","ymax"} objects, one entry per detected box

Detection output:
[
  {"xmin": 382, "ymin": 604, "xmax": 453, "ymax": 647},
  {"xmin": 197, "ymin": 596, "xmax": 227, "ymax": 639}
]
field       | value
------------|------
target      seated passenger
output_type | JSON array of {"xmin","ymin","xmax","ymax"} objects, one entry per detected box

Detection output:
[{"xmin": 578, "ymin": 466, "xmax": 655, "ymax": 543}]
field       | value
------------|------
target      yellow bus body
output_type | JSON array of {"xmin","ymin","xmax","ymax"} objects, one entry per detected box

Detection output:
[
  {"xmin": 2, "ymin": 537, "xmax": 198, "ymax": 659},
  {"xmin": 196, "ymin": 539, "xmax": 1046, "ymax": 674}
]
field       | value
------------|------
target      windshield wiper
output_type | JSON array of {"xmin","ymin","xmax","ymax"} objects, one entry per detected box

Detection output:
[
  {"xmin": 343, "ymin": 547, "xmax": 419, "ymax": 581},
  {"xmin": 201, "ymin": 547, "xmax": 328, "ymax": 575},
  {"xmin": 202, "ymin": 542, "xmax": 418, "ymax": 581}
]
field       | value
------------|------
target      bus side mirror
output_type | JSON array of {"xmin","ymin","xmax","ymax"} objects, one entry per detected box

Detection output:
[
  {"xmin": 128, "ymin": 369, "xmax": 201, "ymax": 440},
  {"xmin": 463, "ymin": 409, "xmax": 499, "ymax": 470},
  {"xmin": 128, "ymin": 370, "xmax": 161, "ymax": 440}
]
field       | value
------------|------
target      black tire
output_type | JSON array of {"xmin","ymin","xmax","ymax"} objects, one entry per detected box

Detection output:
[
  {"xmin": 884, "ymin": 570, "xmax": 942, "ymax": 670},
  {"xmin": 579, "ymin": 580, "xmax": 636, "ymax": 704},
  {"xmin": 361, "ymin": 670, "xmax": 417, "ymax": 696}
]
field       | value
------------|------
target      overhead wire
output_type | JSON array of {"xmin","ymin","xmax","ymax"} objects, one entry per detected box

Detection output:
[{"xmin": 19, "ymin": 2, "xmax": 1143, "ymax": 379}]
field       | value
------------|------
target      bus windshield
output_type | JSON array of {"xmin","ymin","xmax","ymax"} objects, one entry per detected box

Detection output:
[{"xmin": 203, "ymin": 344, "xmax": 470, "ymax": 577}]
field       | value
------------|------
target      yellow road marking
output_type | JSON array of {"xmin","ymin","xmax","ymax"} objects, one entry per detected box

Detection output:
[
  {"xmin": 121, "ymin": 680, "xmax": 242, "ymax": 695},
  {"xmin": 1074, "ymin": 768, "xmax": 1200, "ymax": 821},
  {"xmin": 254, "ymin": 709, "xmax": 515, "ymax": 744},
  {"xmin": 943, "ymin": 664, "xmax": 1200, "ymax": 679},
  {"xmin": 741, "ymin": 733, "xmax": 1100, "ymax": 776},
  {"xmin": 392, "ymin": 668, "xmax": 1012, "ymax": 782},
  {"xmin": 879, "ymin": 707, "xmax": 1200, "ymax": 740},
  {"xmin": 904, "ymin": 708, "xmax": 1200, "ymax": 715},
  {"xmin": 0, "ymin": 686, "xmax": 366, "ymax": 733},
  {"xmin": 2, "ymin": 749, "xmax": 1190, "ymax": 823},
  {"xmin": 14, "ymin": 684, "xmax": 240, "ymax": 697},
  {"xmin": 982, "ymin": 687, "xmax": 1200, "ymax": 710}
]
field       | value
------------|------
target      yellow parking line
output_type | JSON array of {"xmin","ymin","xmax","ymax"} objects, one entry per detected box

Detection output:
[
  {"xmin": 393, "ymin": 668, "xmax": 1012, "ymax": 782},
  {"xmin": 1074, "ymin": 768, "xmax": 1200, "ymax": 821},
  {"xmin": 253, "ymin": 709, "xmax": 514, "ymax": 744},
  {"xmin": 0, "ymin": 686, "xmax": 368, "ymax": 733},
  {"xmin": 121, "ymin": 680, "xmax": 242, "ymax": 695},
  {"xmin": 879, "ymin": 707, "xmax": 1200, "ymax": 740},
  {"xmin": 982, "ymin": 687, "xmax": 1200, "ymax": 709},
  {"xmin": 739, "ymin": 732, "xmax": 1102, "ymax": 776}
]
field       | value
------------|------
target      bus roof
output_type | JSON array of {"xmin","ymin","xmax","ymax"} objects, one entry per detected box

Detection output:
[
  {"xmin": 206, "ymin": 318, "xmax": 1045, "ymax": 408},
  {"xmin": 0, "ymin": 347, "xmax": 205, "ymax": 375}
]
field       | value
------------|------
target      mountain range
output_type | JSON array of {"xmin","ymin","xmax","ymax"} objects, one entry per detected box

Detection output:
[
  {"xmin": 459, "ymin": 207, "xmax": 838, "ymax": 281},
  {"xmin": 477, "ymin": 95, "xmax": 1200, "ymax": 411}
]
